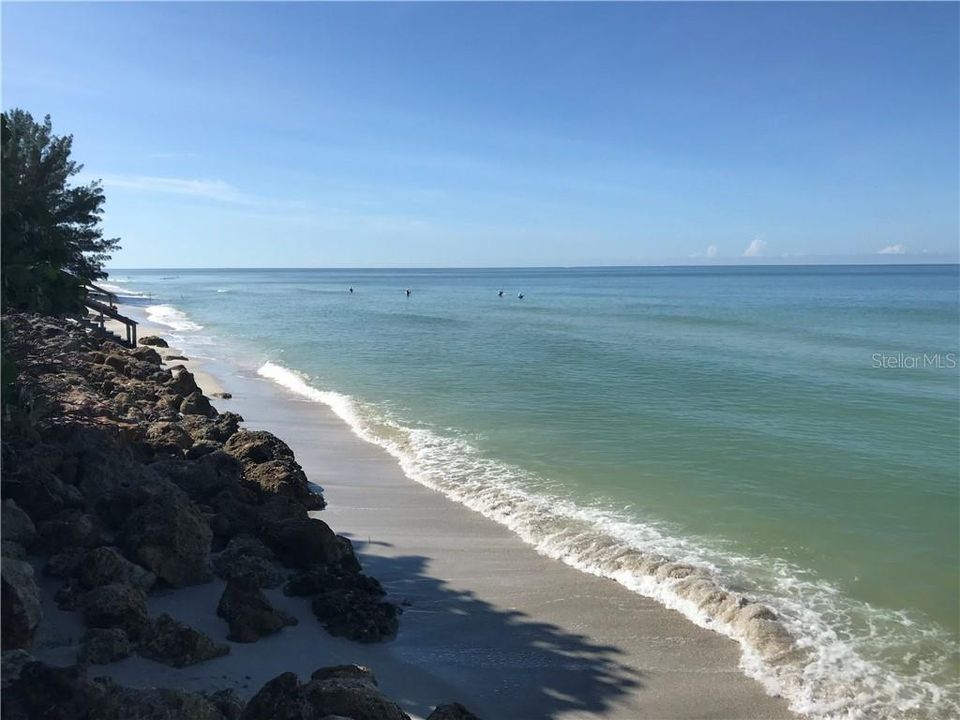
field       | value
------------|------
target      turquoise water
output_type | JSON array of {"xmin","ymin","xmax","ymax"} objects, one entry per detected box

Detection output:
[{"xmin": 106, "ymin": 266, "xmax": 959, "ymax": 718}]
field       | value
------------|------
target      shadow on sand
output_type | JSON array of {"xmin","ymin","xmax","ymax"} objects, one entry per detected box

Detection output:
[{"xmin": 342, "ymin": 535, "xmax": 643, "ymax": 720}]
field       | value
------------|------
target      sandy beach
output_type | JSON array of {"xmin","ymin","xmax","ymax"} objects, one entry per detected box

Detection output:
[{"xmin": 73, "ymin": 310, "xmax": 797, "ymax": 719}]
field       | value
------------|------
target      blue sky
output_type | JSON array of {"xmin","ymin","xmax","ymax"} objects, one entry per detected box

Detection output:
[{"xmin": 3, "ymin": 2, "xmax": 958, "ymax": 268}]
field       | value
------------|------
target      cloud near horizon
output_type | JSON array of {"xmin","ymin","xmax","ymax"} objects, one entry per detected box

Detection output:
[
  {"xmin": 743, "ymin": 237, "xmax": 767, "ymax": 257},
  {"xmin": 877, "ymin": 244, "xmax": 907, "ymax": 255}
]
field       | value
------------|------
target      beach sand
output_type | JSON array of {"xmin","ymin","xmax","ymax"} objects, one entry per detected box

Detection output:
[{"xmin": 44, "ymin": 315, "xmax": 795, "ymax": 720}]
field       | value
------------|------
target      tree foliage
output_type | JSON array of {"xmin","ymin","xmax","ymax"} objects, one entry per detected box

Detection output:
[{"xmin": 1, "ymin": 109, "xmax": 120, "ymax": 315}]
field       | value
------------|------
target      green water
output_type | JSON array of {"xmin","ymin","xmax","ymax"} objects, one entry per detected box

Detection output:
[{"xmin": 109, "ymin": 265, "xmax": 959, "ymax": 718}]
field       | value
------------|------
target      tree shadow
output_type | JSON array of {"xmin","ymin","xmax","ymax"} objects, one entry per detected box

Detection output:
[{"xmin": 347, "ymin": 540, "xmax": 643, "ymax": 720}]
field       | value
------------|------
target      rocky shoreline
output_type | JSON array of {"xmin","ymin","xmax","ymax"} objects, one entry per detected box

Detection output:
[{"xmin": 1, "ymin": 312, "xmax": 479, "ymax": 720}]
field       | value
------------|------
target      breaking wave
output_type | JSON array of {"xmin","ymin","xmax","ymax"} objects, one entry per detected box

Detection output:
[
  {"xmin": 258, "ymin": 360, "xmax": 959, "ymax": 720},
  {"xmin": 145, "ymin": 304, "xmax": 204, "ymax": 332}
]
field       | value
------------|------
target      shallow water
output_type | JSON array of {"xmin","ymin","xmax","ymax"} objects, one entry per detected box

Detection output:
[{"xmin": 105, "ymin": 265, "xmax": 960, "ymax": 718}]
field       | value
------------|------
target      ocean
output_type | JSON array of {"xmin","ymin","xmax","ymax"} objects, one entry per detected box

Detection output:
[{"xmin": 103, "ymin": 265, "xmax": 959, "ymax": 719}]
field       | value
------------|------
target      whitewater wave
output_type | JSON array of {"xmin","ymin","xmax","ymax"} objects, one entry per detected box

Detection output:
[
  {"xmin": 145, "ymin": 304, "xmax": 204, "ymax": 332},
  {"xmin": 97, "ymin": 281, "xmax": 150, "ymax": 299},
  {"xmin": 258, "ymin": 360, "xmax": 959, "ymax": 720}
]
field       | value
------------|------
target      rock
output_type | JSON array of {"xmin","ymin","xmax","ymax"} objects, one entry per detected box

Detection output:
[
  {"xmin": 283, "ymin": 566, "xmax": 384, "ymax": 598},
  {"xmin": 181, "ymin": 391, "xmax": 216, "ymax": 417},
  {"xmin": 79, "ymin": 628, "xmax": 132, "ymax": 664},
  {"xmin": 44, "ymin": 547, "xmax": 87, "ymax": 578},
  {"xmin": 240, "ymin": 672, "xmax": 314, "ymax": 720},
  {"xmin": 1, "ymin": 500, "xmax": 36, "ymax": 548},
  {"xmin": 1, "ymin": 558, "xmax": 42, "ymax": 650},
  {"xmin": 181, "ymin": 412, "xmax": 243, "ymax": 444},
  {"xmin": 217, "ymin": 575, "xmax": 298, "ymax": 643},
  {"xmin": 213, "ymin": 535, "xmax": 284, "ymax": 588},
  {"xmin": 144, "ymin": 421, "xmax": 195, "ymax": 455},
  {"xmin": 223, "ymin": 430, "xmax": 324, "ymax": 509},
  {"xmin": 212, "ymin": 392, "xmax": 232, "ymax": 399},
  {"xmin": 1, "ymin": 649, "xmax": 34, "ymax": 690},
  {"xmin": 165, "ymin": 354, "xmax": 189, "ymax": 361},
  {"xmin": 154, "ymin": 451, "xmax": 243, "ymax": 503},
  {"xmin": 78, "ymin": 546, "xmax": 156, "ymax": 592},
  {"xmin": 2, "ymin": 661, "xmax": 94, "ymax": 720},
  {"xmin": 118, "ymin": 492, "xmax": 212, "ymax": 587},
  {"xmin": 2, "ymin": 470, "xmax": 82, "ymax": 522},
  {"xmin": 168, "ymin": 366, "xmax": 200, "ymax": 397},
  {"xmin": 80, "ymin": 583, "xmax": 149, "ymax": 640},
  {"xmin": 138, "ymin": 613, "xmax": 230, "ymax": 667},
  {"xmin": 206, "ymin": 689, "xmax": 245, "ymax": 720},
  {"xmin": 311, "ymin": 589, "xmax": 399, "ymax": 643},
  {"xmin": 304, "ymin": 665, "xmax": 409, "ymax": 720},
  {"xmin": 90, "ymin": 683, "xmax": 234, "ymax": 720},
  {"xmin": 1, "ymin": 541, "xmax": 27, "ymax": 560},
  {"xmin": 261, "ymin": 518, "xmax": 346, "ymax": 570},
  {"xmin": 131, "ymin": 346, "xmax": 162, "ymax": 364},
  {"xmin": 140, "ymin": 336, "xmax": 169, "ymax": 347},
  {"xmin": 427, "ymin": 703, "xmax": 482, "ymax": 720},
  {"xmin": 37, "ymin": 509, "xmax": 104, "ymax": 552}
]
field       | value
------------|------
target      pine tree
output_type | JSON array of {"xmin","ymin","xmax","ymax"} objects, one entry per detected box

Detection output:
[{"xmin": 1, "ymin": 109, "xmax": 120, "ymax": 315}]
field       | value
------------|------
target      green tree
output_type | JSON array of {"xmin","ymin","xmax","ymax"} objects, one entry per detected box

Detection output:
[{"xmin": 1, "ymin": 109, "xmax": 120, "ymax": 315}]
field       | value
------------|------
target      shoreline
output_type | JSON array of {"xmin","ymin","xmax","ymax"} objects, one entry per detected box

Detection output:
[{"xmin": 109, "ymin": 302, "xmax": 795, "ymax": 718}]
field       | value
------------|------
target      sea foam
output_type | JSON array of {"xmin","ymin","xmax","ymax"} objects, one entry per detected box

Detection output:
[
  {"xmin": 257, "ymin": 359, "xmax": 958, "ymax": 720},
  {"xmin": 145, "ymin": 304, "xmax": 204, "ymax": 332}
]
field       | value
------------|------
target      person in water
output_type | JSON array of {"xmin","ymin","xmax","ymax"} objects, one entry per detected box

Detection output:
[
  {"xmin": 498, "ymin": 289, "xmax": 504, "ymax": 297},
  {"xmin": 405, "ymin": 288, "xmax": 411, "ymax": 296},
  {"xmin": 518, "ymin": 292, "xmax": 525, "ymax": 299},
  {"xmin": 349, "ymin": 287, "xmax": 353, "ymax": 293}
]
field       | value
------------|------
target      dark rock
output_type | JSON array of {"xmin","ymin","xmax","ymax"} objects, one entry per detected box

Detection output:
[
  {"xmin": 3, "ymin": 661, "xmax": 94, "ymax": 720},
  {"xmin": 213, "ymin": 535, "xmax": 284, "ymax": 588},
  {"xmin": 206, "ymin": 689, "xmax": 245, "ymax": 720},
  {"xmin": 182, "ymin": 391, "xmax": 217, "ymax": 417},
  {"xmin": 304, "ymin": 665, "xmax": 409, "ymax": 720},
  {"xmin": 1, "ymin": 559, "xmax": 42, "ymax": 650},
  {"xmin": 2, "ymin": 470, "xmax": 82, "ymax": 522},
  {"xmin": 261, "ymin": 518, "xmax": 345, "ymax": 570},
  {"xmin": 168, "ymin": 366, "xmax": 200, "ymax": 397},
  {"xmin": 54, "ymin": 579, "xmax": 85, "ymax": 611},
  {"xmin": 283, "ymin": 566, "xmax": 384, "ymax": 599},
  {"xmin": 165, "ymin": 354, "xmax": 189, "ymax": 361},
  {"xmin": 138, "ymin": 613, "xmax": 230, "ymax": 667},
  {"xmin": 1, "ymin": 500, "xmax": 36, "ymax": 548},
  {"xmin": 223, "ymin": 430, "xmax": 324, "ymax": 509},
  {"xmin": 79, "ymin": 628, "xmax": 132, "ymax": 664},
  {"xmin": 217, "ymin": 575, "xmax": 298, "ymax": 643},
  {"xmin": 131, "ymin": 346, "xmax": 163, "ymax": 364},
  {"xmin": 118, "ymin": 492, "xmax": 212, "ymax": 587},
  {"xmin": 240, "ymin": 672, "xmax": 314, "ymax": 720},
  {"xmin": 78, "ymin": 546, "xmax": 156, "ymax": 592},
  {"xmin": 37, "ymin": 509, "xmax": 105, "ymax": 552},
  {"xmin": 140, "ymin": 336, "xmax": 169, "ymax": 348},
  {"xmin": 45, "ymin": 547, "xmax": 88, "ymax": 578},
  {"xmin": 427, "ymin": 703, "xmax": 482, "ymax": 720},
  {"xmin": 144, "ymin": 421, "xmax": 194, "ymax": 455},
  {"xmin": 181, "ymin": 412, "xmax": 243, "ymax": 444},
  {"xmin": 80, "ymin": 583, "xmax": 149, "ymax": 640},
  {"xmin": 311, "ymin": 589, "xmax": 399, "ymax": 643},
  {"xmin": 212, "ymin": 392, "xmax": 233, "ymax": 399},
  {"xmin": 90, "ymin": 683, "xmax": 234, "ymax": 720},
  {"xmin": 1, "ymin": 541, "xmax": 27, "ymax": 560},
  {"xmin": 1, "ymin": 649, "xmax": 34, "ymax": 690},
  {"xmin": 154, "ymin": 451, "xmax": 243, "ymax": 503}
]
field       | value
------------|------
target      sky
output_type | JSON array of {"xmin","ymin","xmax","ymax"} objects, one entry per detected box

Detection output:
[{"xmin": 2, "ymin": 2, "xmax": 958, "ymax": 268}]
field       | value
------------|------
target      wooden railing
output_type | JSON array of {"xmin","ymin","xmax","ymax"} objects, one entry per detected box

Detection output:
[{"xmin": 82, "ymin": 283, "xmax": 138, "ymax": 347}]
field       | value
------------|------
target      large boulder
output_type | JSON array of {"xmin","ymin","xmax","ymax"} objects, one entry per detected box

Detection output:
[
  {"xmin": 153, "ymin": 451, "xmax": 243, "ymax": 503},
  {"xmin": 213, "ymin": 535, "xmax": 284, "ymax": 588},
  {"xmin": 140, "ymin": 336, "xmax": 169, "ymax": 348},
  {"xmin": 304, "ymin": 665, "xmax": 409, "ymax": 720},
  {"xmin": 37, "ymin": 510, "xmax": 105, "ymax": 552},
  {"xmin": 223, "ymin": 431, "xmax": 324, "ymax": 509},
  {"xmin": 130, "ymin": 345, "xmax": 163, "ymax": 365},
  {"xmin": 80, "ymin": 583, "xmax": 149, "ymax": 640},
  {"xmin": 1, "ymin": 558, "xmax": 42, "ymax": 650},
  {"xmin": 283, "ymin": 566, "xmax": 384, "ymax": 599},
  {"xmin": 239, "ymin": 672, "xmax": 314, "ymax": 720},
  {"xmin": 2, "ymin": 470, "xmax": 82, "ymax": 522},
  {"xmin": 144, "ymin": 421, "xmax": 195, "ymax": 456},
  {"xmin": 1, "ymin": 500, "xmax": 36, "ymax": 549},
  {"xmin": 2, "ymin": 662, "xmax": 94, "ymax": 720},
  {"xmin": 427, "ymin": 704, "xmax": 482, "ymax": 720},
  {"xmin": 118, "ymin": 492, "xmax": 212, "ymax": 587},
  {"xmin": 79, "ymin": 628, "xmax": 132, "ymax": 665},
  {"xmin": 180, "ymin": 412, "xmax": 243, "ymax": 445},
  {"xmin": 260, "ymin": 519, "xmax": 345, "ymax": 570},
  {"xmin": 181, "ymin": 391, "xmax": 217, "ymax": 418},
  {"xmin": 311, "ymin": 589, "xmax": 399, "ymax": 643},
  {"xmin": 78, "ymin": 546, "xmax": 156, "ymax": 592},
  {"xmin": 217, "ymin": 575, "xmax": 298, "ymax": 643},
  {"xmin": 90, "ymin": 683, "xmax": 237, "ymax": 720},
  {"xmin": 168, "ymin": 366, "xmax": 200, "ymax": 397},
  {"xmin": 138, "ymin": 613, "xmax": 230, "ymax": 667}
]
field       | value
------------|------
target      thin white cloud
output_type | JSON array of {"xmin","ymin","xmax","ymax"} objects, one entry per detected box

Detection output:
[
  {"xmin": 877, "ymin": 244, "xmax": 906, "ymax": 255},
  {"xmin": 743, "ymin": 236, "xmax": 767, "ymax": 257},
  {"xmin": 706, "ymin": 244, "xmax": 718, "ymax": 258},
  {"xmin": 97, "ymin": 174, "xmax": 252, "ymax": 204}
]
